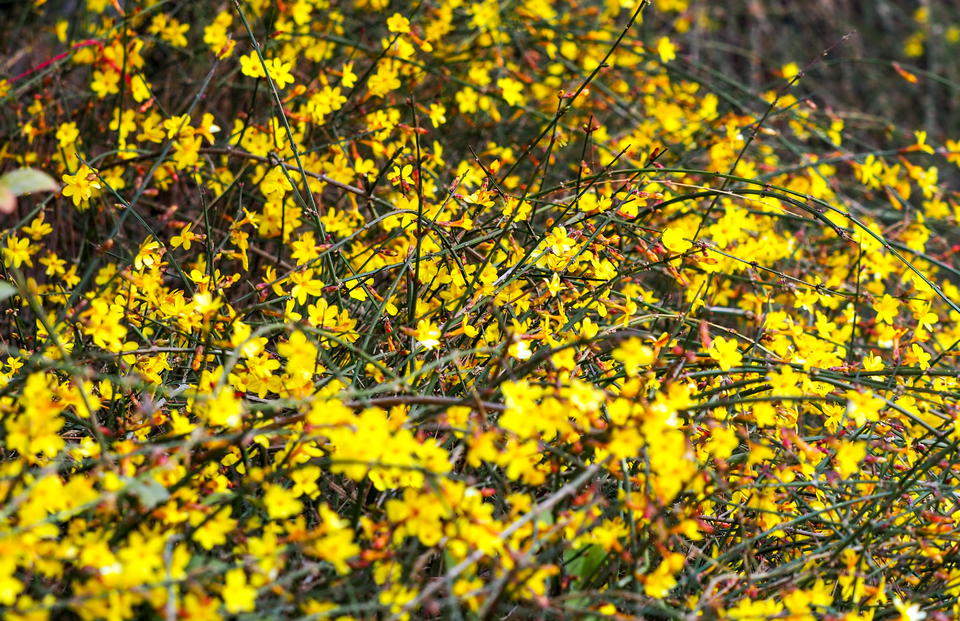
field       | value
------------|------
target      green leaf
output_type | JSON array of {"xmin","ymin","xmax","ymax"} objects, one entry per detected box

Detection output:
[
  {"xmin": 564, "ymin": 544, "xmax": 608, "ymax": 587},
  {"xmin": 0, "ymin": 167, "xmax": 59, "ymax": 213},
  {"xmin": 0, "ymin": 167, "xmax": 59, "ymax": 196},
  {"xmin": 125, "ymin": 477, "xmax": 171, "ymax": 509},
  {"xmin": 0, "ymin": 281, "xmax": 15, "ymax": 303}
]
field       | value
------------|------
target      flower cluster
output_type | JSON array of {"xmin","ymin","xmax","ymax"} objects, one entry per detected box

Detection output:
[{"xmin": 0, "ymin": 1, "xmax": 959, "ymax": 619}]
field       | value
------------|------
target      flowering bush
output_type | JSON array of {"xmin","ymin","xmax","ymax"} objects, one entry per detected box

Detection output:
[{"xmin": 2, "ymin": 1, "xmax": 960, "ymax": 619}]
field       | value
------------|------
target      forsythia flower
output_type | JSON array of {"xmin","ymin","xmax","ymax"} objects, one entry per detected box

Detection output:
[
  {"xmin": 656, "ymin": 36, "xmax": 677, "ymax": 62},
  {"xmin": 3, "ymin": 3, "xmax": 960, "ymax": 619},
  {"xmin": 3, "ymin": 236, "xmax": 32, "ymax": 268},
  {"xmin": 833, "ymin": 441, "xmax": 866, "ymax": 478},
  {"xmin": 223, "ymin": 569, "xmax": 257, "ymax": 613},
  {"xmin": 662, "ymin": 224, "xmax": 693, "ymax": 253},
  {"xmin": 413, "ymin": 319, "xmax": 441, "ymax": 350},
  {"xmin": 874, "ymin": 294, "xmax": 900, "ymax": 324},
  {"xmin": 56, "ymin": 122, "xmax": 79, "ymax": 147},
  {"xmin": 239, "ymin": 51, "xmax": 265, "ymax": 78},
  {"xmin": 612, "ymin": 337, "xmax": 654, "ymax": 375},
  {"xmin": 386, "ymin": 13, "xmax": 410, "ymax": 33},
  {"xmin": 708, "ymin": 336, "xmax": 743, "ymax": 371},
  {"xmin": 263, "ymin": 57, "xmax": 295, "ymax": 89},
  {"xmin": 61, "ymin": 164, "xmax": 101, "ymax": 207}
]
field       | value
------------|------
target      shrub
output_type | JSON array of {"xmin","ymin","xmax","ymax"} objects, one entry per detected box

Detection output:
[{"xmin": 1, "ymin": 1, "xmax": 959, "ymax": 619}]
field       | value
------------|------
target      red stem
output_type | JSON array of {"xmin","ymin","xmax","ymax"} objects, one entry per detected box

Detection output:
[{"xmin": 10, "ymin": 39, "xmax": 103, "ymax": 83}]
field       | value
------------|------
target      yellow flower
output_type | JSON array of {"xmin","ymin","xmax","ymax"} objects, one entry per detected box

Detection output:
[
  {"xmin": 239, "ymin": 51, "xmax": 265, "ymax": 78},
  {"xmin": 846, "ymin": 390, "xmax": 884, "ymax": 427},
  {"xmin": 662, "ymin": 224, "xmax": 693, "ymax": 253},
  {"xmin": 277, "ymin": 330, "xmax": 319, "ymax": 377},
  {"xmin": 90, "ymin": 69, "xmax": 120, "ymax": 97},
  {"xmin": 643, "ymin": 552, "xmax": 684, "ymax": 598},
  {"xmin": 413, "ymin": 319, "xmax": 441, "ymax": 350},
  {"xmin": 498, "ymin": 77, "xmax": 525, "ymax": 107},
  {"xmin": 191, "ymin": 507, "xmax": 238, "ymax": 549},
  {"xmin": 873, "ymin": 294, "xmax": 900, "ymax": 324},
  {"xmin": 340, "ymin": 61, "xmax": 357, "ymax": 88},
  {"xmin": 171, "ymin": 223, "xmax": 199, "ymax": 250},
  {"xmin": 386, "ymin": 13, "xmax": 411, "ymax": 34},
  {"xmin": 862, "ymin": 353, "xmax": 884, "ymax": 373},
  {"xmin": 908, "ymin": 343, "xmax": 931, "ymax": 370},
  {"xmin": 264, "ymin": 57, "xmax": 295, "ymax": 89},
  {"xmin": 428, "ymin": 103, "xmax": 446, "ymax": 127},
  {"xmin": 55, "ymin": 122, "xmax": 79, "ymax": 147},
  {"xmin": 612, "ymin": 337, "xmax": 654, "ymax": 376},
  {"xmin": 833, "ymin": 441, "xmax": 866, "ymax": 478},
  {"xmin": 0, "ymin": 562, "xmax": 22, "ymax": 607},
  {"xmin": 223, "ymin": 569, "xmax": 257, "ymax": 613},
  {"xmin": 263, "ymin": 483, "xmax": 303, "ymax": 520},
  {"xmin": 782, "ymin": 62, "xmax": 801, "ymax": 79},
  {"xmin": 61, "ymin": 164, "xmax": 101, "ymax": 207},
  {"xmin": 656, "ymin": 36, "xmax": 677, "ymax": 63},
  {"xmin": 133, "ymin": 238, "xmax": 163, "ymax": 270},
  {"xmin": 289, "ymin": 270, "xmax": 325, "ymax": 305},
  {"xmin": 913, "ymin": 130, "xmax": 935, "ymax": 155},
  {"xmin": 2, "ymin": 235, "xmax": 32, "ymax": 269},
  {"xmin": 707, "ymin": 336, "xmax": 742, "ymax": 371}
]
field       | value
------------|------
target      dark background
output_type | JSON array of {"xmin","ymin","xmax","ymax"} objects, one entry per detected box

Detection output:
[{"xmin": 659, "ymin": 1, "xmax": 960, "ymax": 139}]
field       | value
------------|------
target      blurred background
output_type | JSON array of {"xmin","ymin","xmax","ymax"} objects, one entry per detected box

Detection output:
[
  {"xmin": 2, "ymin": 0, "xmax": 958, "ymax": 139},
  {"xmin": 657, "ymin": 0, "xmax": 960, "ymax": 139}
]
